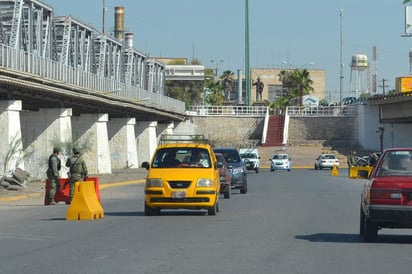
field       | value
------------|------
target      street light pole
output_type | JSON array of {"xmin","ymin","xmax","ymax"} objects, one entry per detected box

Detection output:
[
  {"xmin": 245, "ymin": 0, "xmax": 251, "ymax": 106},
  {"xmin": 210, "ymin": 59, "xmax": 223, "ymax": 77},
  {"xmin": 339, "ymin": 9, "xmax": 344, "ymax": 108}
]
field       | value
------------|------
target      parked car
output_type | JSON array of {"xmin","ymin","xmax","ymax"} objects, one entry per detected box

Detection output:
[
  {"xmin": 314, "ymin": 154, "xmax": 339, "ymax": 170},
  {"xmin": 270, "ymin": 153, "xmax": 291, "ymax": 171},
  {"xmin": 239, "ymin": 148, "xmax": 260, "ymax": 173},
  {"xmin": 360, "ymin": 148, "xmax": 412, "ymax": 242},
  {"xmin": 141, "ymin": 135, "xmax": 223, "ymax": 216},
  {"xmin": 214, "ymin": 152, "xmax": 231, "ymax": 199},
  {"xmin": 213, "ymin": 148, "xmax": 248, "ymax": 194}
]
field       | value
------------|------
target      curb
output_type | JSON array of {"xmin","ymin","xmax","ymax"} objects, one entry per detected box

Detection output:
[{"xmin": 0, "ymin": 179, "xmax": 146, "ymax": 203}]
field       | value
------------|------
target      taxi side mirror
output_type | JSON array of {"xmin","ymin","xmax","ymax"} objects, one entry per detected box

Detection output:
[{"xmin": 141, "ymin": 162, "xmax": 149, "ymax": 170}]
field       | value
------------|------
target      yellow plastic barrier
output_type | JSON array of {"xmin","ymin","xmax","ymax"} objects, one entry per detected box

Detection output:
[
  {"xmin": 66, "ymin": 180, "xmax": 104, "ymax": 221},
  {"xmin": 349, "ymin": 166, "xmax": 373, "ymax": 179},
  {"xmin": 331, "ymin": 164, "xmax": 339, "ymax": 176}
]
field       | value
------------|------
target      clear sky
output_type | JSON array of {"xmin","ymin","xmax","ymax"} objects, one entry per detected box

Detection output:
[{"xmin": 45, "ymin": 0, "xmax": 412, "ymax": 102}]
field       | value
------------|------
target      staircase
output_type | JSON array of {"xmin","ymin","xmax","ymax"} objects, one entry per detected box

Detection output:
[{"xmin": 264, "ymin": 115, "xmax": 284, "ymax": 146}]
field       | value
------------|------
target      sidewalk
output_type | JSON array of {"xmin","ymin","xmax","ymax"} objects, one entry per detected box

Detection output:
[{"xmin": 0, "ymin": 168, "xmax": 148, "ymax": 204}]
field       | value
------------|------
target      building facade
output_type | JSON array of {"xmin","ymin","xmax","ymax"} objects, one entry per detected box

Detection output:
[{"xmin": 249, "ymin": 68, "xmax": 326, "ymax": 104}]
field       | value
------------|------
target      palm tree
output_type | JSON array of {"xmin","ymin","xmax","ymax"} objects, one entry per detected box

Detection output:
[
  {"xmin": 205, "ymin": 79, "xmax": 224, "ymax": 105},
  {"xmin": 278, "ymin": 69, "xmax": 314, "ymax": 106}
]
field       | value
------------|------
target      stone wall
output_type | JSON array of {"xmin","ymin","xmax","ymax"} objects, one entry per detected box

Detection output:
[
  {"xmin": 287, "ymin": 116, "xmax": 358, "ymax": 146},
  {"xmin": 175, "ymin": 115, "xmax": 358, "ymax": 148},
  {"xmin": 190, "ymin": 117, "xmax": 265, "ymax": 148}
]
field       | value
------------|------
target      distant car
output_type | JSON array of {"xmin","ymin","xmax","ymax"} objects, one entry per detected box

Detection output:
[
  {"xmin": 215, "ymin": 152, "xmax": 231, "ymax": 199},
  {"xmin": 314, "ymin": 154, "xmax": 339, "ymax": 170},
  {"xmin": 360, "ymin": 148, "xmax": 412, "ymax": 242},
  {"xmin": 213, "ymin": 148, "xmax": 248, "ymax": 194},
  {"xmin": 239, "ymin": 148, "xmax": 260, "ymax": 173},
  {"xmin": 270, "ymin": 153, "xmax": 291, "ymax": 171}
]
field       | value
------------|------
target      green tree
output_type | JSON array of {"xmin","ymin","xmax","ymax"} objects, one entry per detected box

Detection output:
[
  {"xmin": 205, "ymin": 79, "xmax": 224, "ymax": 105},
  {"xmin": 404, "ymin": 0, "xmax": 410, "ymax": 4},
  {"xmin": 278, "ymin": 69, "xmax": 314, "ymax": 106},
  {"xmin": 319, "ymin": 98, "xmax": 329, "ymax": 106},
  {"xmin": 165, "ymin": 80, "xmax": 203, "ymax": 109}
]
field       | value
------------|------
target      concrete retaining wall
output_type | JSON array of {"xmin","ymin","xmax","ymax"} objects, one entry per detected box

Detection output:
[
  {"xmin": 175, "ymin": 115, "xmax": 358, "ymax": 148},
  {"xmin": 287, "ymin": 116, "xmax": 358, "ymax": 146}
]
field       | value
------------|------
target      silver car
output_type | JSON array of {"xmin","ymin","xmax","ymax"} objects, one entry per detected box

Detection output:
[{"xmin": 314, "ymin": 154, "xmax": 339, "ymax": 170}]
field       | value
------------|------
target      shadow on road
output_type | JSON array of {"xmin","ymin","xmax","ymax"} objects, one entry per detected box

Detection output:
[{"xmin": 295, "ymin": 233, "xmax": 412, "ymax": 244}]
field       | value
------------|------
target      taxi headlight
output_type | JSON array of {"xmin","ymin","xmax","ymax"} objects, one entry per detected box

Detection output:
[
  {"xmin": 197, "ymin": 178, "xmax": 213, "ymax": 187},
  {"xmin": 145, "ymin": 178, "xmax": 163, "ymax": 187}
]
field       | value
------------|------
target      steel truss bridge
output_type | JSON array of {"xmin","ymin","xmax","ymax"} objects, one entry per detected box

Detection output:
[{"xmin": 0, "ymin": 0, "xmax": 185, "ymax": 122}]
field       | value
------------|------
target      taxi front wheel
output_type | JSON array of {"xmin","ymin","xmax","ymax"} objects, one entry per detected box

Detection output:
[
  {"xmin": 208, "ymin": 201, "xmax": 218, "ymax": 216},
  {"xmin": 145, "ymin": 202, "xmax": 160, "ymax": 216}
]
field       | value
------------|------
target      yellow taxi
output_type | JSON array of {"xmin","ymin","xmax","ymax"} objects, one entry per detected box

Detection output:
[{"xmin": 141, "ymin": 136, "xmax": 222, "ymax": 216}]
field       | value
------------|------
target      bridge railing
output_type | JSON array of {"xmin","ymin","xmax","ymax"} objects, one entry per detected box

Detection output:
[
  {"xmin": 187, "ymin": 105, "xmax": 269, "ymax": 117},
  {"xmin": 0, "ymin": 44, "xmax": 185, "ymax": 113},
  {"xmin": 286, "ymin": 105, "xmax": 357, "ymax": 117}
]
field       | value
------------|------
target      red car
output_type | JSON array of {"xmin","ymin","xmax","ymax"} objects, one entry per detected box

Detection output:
[
  {"xmin": 215, "ymin": 152, "xmax": 232, "ymax": 199},
  {"xmin": 360, "ymin": 148, "xmax": 412, "ymax": 242}
]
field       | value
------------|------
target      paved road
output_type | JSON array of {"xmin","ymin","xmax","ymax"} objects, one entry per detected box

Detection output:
[
  {"xmin": 2, "ymin": 169, "xmax": 412, "ymax": 274},
  {"xmin": 0, "ymin": 144, "xmax": 352, "ymax": 204}
]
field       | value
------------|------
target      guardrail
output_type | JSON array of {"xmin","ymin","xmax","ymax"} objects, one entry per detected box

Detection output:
[{"xmin": 187, "ymin": 106, "xmax": 269, "ymax": 117}]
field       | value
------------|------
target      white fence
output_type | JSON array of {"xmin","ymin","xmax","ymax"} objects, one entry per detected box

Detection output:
[
  {"xmin": 187, "ymin": 105, "xmax": 357, "ymax": 117},
  {"xmin": 188, "ymin": 106, "xmax": 269, "ymax": 117},
  {"xmin": 286, "ymin": 105, "xmax": 357, "ymax": 117}
]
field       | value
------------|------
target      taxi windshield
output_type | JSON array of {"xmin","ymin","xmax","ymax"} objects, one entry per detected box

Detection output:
[{"xmin": 152, "ymin": 147, "xmax": 211, "ymax": 168}]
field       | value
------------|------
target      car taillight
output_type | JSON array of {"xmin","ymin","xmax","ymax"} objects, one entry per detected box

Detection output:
[{"xmin": 370, "ymin": 188, "xmax": 402, "ymax": 205}]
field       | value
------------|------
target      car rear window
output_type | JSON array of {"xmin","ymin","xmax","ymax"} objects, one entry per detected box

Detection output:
[
  {"xmin": 214, "ymin": 149, "xmax": 241, "ymax": 163},
  {"xmin": 377, "ymin": 150, "xmax": 412, "ymax": 176}
]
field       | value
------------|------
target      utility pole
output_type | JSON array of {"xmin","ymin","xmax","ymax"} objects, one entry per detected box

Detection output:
[{"xmin": 379, "ymin": 78, "xmax": 389, "ymax": 95}]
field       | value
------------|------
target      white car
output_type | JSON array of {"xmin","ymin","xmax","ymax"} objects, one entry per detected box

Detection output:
[
  {"xmin": 270, "ymin": 153, "xmax": 291, "ymax": 171},
  {"xmin": 314, "ymin": 154, "xmax": 339, "ymax": 170},
  {"xmin": 240, "ymin": 148, "xmax": 260, "ymax": 173}
]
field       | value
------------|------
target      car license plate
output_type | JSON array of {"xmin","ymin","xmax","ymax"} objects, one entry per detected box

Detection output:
[{"xmin": 172, "ymin": 191, "xmax": 186, "ymax": 199}]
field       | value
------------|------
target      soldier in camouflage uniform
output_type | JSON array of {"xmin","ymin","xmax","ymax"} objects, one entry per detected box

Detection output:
[
  {"xmin": 65, "ymin": 147, "xmax": 88, "ymax": 202},
  {"xmin": 46, "ymin": 147, "xmax": 61, "ymax": 205}
]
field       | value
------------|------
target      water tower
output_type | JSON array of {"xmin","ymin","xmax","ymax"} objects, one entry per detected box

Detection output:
[{"xmin": 349, "ymin": 53, "xmax": 370, "ymax": 96}]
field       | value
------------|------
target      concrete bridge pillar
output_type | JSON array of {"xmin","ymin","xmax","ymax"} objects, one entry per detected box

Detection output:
[
  {"xmin": 0, "ymin": 100, "xmax": 24, "ymax": 173},
  {"xmin": 136, "ymin": 121, "xmax": 158, "ymax": 164},
  {"xmin": 21, "ymin": 108, "xmax": 72, "ymax": 180},
  {"xmin": 157, "ymin": 122, "xmax": 174, "ymax": 136},
  {"xmin": 108, "ymin": 118, "xmax": 138, "ymax": 169},
  {"xmin": 72, "ymin": 113, "xmax": 111, "ymax": 174}
]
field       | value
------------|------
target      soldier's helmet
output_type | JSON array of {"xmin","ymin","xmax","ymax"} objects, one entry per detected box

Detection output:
[{"xmin": 72, "ymin": 146, "xmax": 80, "ymax": 154}]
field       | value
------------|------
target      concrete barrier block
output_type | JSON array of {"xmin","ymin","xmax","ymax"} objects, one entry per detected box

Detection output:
[{"xmin": 66, "ymin": 181, "xmax": 104, "ymax": 220}]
